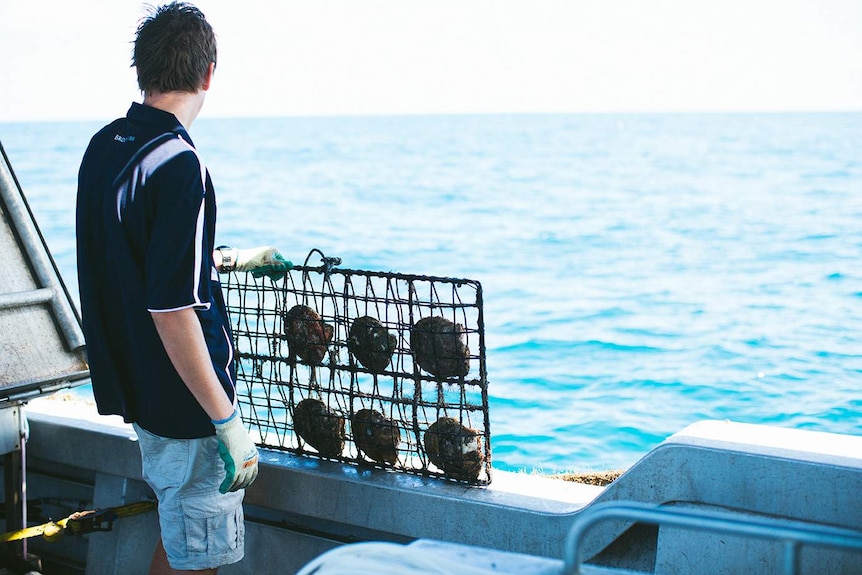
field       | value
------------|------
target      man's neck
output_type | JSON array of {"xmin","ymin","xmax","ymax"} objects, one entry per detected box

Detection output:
[{"xmin": 142, "ymin": 90, "xmax": 205, "ymax": 129}]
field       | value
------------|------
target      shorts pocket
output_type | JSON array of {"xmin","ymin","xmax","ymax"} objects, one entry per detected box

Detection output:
[
  {"xmin": 135, "ymin": 425, "xmax": 190, "ymax": 488},
  {"xmin": 182, "ymin": 492, "xmax": 244, "ymax": 556}
]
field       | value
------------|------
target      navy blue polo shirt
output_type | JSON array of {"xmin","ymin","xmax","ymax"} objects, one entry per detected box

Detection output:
[{"xmin": 76, "ymin": 103, "xmax": 236, "ymax": 439}]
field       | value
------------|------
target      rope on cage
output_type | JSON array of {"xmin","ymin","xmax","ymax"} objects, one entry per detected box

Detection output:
[
  {"xmin": 297, "ymin": 248, "xmax": 341, "ymax": 314},
  {"xmin": 302, "ymin": 247, "xmax": 342, "ymax": 273}
]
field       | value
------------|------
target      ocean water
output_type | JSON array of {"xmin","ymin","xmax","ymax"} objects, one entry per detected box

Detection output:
[{"xmin": 2, "ymin": 112, "xmax": 861, "ymax": 473}]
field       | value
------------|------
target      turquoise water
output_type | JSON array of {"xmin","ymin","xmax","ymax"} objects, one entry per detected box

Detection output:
[{"xmin": 2, "ymin": 112, "xmax": 861, "ymax": 472}]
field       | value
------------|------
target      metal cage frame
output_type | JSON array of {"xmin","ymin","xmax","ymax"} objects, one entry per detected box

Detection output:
[{"xmin": 222, "ymin": 252, "xmax": 492, "ymax": 484}]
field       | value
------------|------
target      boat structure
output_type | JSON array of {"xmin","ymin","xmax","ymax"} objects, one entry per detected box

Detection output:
[{"xmin": 0, "ymin": 139, "xmax": 861, "ymax": 574}]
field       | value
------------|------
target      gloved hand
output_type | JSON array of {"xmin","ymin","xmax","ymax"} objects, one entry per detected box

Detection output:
[
  {"xmin": 219, "ymin": 246, "xmax": 293, "ymax": 280},
  {"xmin": 212, "ymin": 409, "xmax": 260, "ymax": 494}
]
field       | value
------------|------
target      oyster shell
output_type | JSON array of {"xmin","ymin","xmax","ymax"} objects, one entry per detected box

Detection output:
[
  {"xmin": 347, "ymin": 316, "xmax": 397, "ymax": 373},
  {"xmin": 410, "ymin": 316, "xmax": 470, "ymax": 378},
  {"xmin": 284, "ymin": 304, "xmax": 333, "ymax": 364},
  {"xmin": 423, "ymin": 416, "xmax": 483, "ymax": 482},
  {"xmin": 351, "ymin": 408, "xmax": 400, "ymax": 464},
  {"xmin": 293, "ymin": 398, "xmax": 345, "ymax": 457}
]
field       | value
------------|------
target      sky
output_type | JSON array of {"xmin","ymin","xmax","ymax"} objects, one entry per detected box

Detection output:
[{"xmin": 0, "ymin": 0, "xmax": 860, "ymax": 122}]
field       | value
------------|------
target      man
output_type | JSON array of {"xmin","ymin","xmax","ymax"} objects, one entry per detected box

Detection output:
[{"xmin": 76, "ymin": 3, "xmax": 290, "ymax": 572}]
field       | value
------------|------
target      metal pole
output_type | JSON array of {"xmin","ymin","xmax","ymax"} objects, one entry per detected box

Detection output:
[
  {"xmin": 3, "ymin": 451, "xmax": 22, "ymax": 559},
  {"xmin": 18, "ymin": 409, "xmax": 28, "ymax": 560},
  {"xmin": 783, "ymin": 540, "xmax": 801, "ymax": 575},
  {"xmin": 0, "ymin": 288, "xmax": 55, "ymax": 311}
]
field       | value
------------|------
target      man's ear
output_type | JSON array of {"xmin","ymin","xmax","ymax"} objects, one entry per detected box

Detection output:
[{"xmin": 202, "ymin": 61, "xmax": 215, "ymax": 91}]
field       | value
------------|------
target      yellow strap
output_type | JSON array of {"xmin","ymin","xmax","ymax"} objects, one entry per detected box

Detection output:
[
  {"xmin": 109, "ymin": 500, "xmax": 157, "ymax": 519},
  {"xmin": 0, "ymin": 518, "xmax": 68, "ymax": 543},
  {"xmin": 0, "ymin": 500, "xmax": 156, "ymax": 543}
]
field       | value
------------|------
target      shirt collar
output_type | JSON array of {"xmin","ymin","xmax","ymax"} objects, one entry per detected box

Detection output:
[{"xmin": 126, "ymin": 102, "xmax": 191, "ymax": 144}]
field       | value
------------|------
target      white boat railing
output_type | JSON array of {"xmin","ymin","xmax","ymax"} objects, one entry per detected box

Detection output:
[{"xmin": 564, "ymin": 501, "xmax": 862, "ymax": 575}]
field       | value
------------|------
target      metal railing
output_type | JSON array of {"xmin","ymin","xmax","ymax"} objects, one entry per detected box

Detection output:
[{"xmin": 564, "ymin": 502, "xmax": 862, "ymax": 575}]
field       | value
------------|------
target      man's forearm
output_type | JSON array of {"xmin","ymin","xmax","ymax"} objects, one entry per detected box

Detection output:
[{"xmin": 151, "ymin": 307, "xmax": 234, "ymax": 423}]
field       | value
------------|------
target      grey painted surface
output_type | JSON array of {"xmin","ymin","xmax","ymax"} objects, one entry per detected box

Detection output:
[
  {"xmin": 20, "ymin": 401, "xmax": 862, "ymax": 574},
  {"xmin": 0, "ymin": 142, "xmax": 88, "ymax": 397}
]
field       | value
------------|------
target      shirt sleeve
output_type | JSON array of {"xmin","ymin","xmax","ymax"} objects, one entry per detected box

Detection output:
[{"xmin": 145, "ymin": 147, "xmax": 213, "ymax": 312}]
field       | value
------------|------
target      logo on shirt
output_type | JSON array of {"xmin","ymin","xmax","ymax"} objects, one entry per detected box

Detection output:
[{"xmin": 114, "ymin": 134, "xmax": 136, "ymax": 143}]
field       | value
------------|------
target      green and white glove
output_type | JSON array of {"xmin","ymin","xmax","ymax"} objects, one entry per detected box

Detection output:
[
  {"xmin": 212, "ymin": 409, "xmax": 260, "ymax": 494},
  {"xmin": 218, "ymin": 246, "xmax": 293, "ymax": 280}
]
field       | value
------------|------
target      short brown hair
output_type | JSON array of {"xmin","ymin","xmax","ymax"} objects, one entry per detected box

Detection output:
[{"xmin": 133, "ymin": 2, "xmax": 217, "ymax": 94}]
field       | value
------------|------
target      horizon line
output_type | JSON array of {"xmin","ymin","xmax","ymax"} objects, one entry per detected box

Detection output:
[{"xmin": 2, "ymin": 107, "xmax": 861, "ymax": 125}]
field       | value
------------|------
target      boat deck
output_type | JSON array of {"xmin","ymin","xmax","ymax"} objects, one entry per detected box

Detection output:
[{"xmin": 5, "ymin": 395, "xmax": 860, "ymax": 574}]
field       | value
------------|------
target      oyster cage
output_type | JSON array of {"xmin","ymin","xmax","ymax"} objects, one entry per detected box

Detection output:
[{"xmin": 221, "ymin": 252, "xmax": 492, "ymax": 485}]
